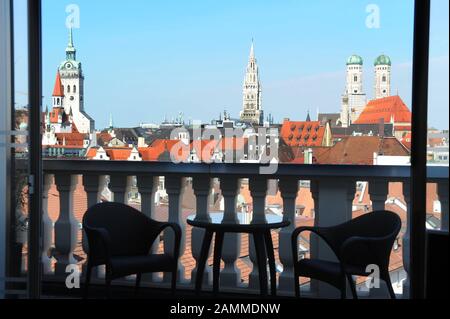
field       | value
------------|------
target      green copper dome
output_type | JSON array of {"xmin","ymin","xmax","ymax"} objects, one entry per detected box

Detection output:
[
  {"xmin": 374, "ymin": 54, "xmax": 391, "ymax": 66},
  {"xmin": 346, "ymin": 54, "xmax": 363, "ymax": 65}
]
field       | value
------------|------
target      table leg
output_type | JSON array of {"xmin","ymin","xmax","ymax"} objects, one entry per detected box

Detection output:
[
  {"xmin": 253, "ymin": 232, "xmax": 268, "ymax": 296},
  {"xmin": 213, "ymin": 231, "xmax": 224, "ymax": 296},
  {"xmin": 264, "ymin": 230, "xmax": 277, "ymax": 296},
  {"xmin": 195, "ymin": 229, "xmax": 214, "ymax": 295}
]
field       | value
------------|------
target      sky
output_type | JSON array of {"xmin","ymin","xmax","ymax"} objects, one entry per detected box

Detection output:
[{"xmin": 13, "ymin": 0, "xmax": 449, "ymax": 130}]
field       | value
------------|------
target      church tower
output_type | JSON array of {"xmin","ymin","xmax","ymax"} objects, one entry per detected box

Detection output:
[
  {"xmin": 340, "ymin": 54, "xmax": 367, "ymax": 127},
  {"xmin": 374, "ymin": 54, "xmax": 391, "ymax": 99},
  {"xmin": 58, "ymin": 28, "xmax": 94, "ymax": 133},
  {"xmin": 52, "ymin": 70, "xmax": 64, "ymax": 109},
  {"xmin": 240, "ymin": 41, "xmax": 263, "ymax": 125}
]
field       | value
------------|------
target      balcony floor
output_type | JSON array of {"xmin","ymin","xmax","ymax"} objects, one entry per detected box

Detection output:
[{"xmin": 42, "ymin": 282, "xmax": 297, "ymax": 300}]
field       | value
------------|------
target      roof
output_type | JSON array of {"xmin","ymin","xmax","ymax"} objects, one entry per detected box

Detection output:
[
  {"xmin": 52, "ymin": 71, "xmax": 64, "ymax": 97},
  {"xmin": 49, "ymin": 107, "xmax": 67, "ymax": 124},
  {"xmin": 375, "ymin": 54, "xmax": 392, "ymax": 66},
  {"xmin": 106, "ymin": 148, "xmax": 133, "ymax": 161},
  {"xmin": 347, "ymin": 54, "xmax": 363, "ymax": 65},
  {"xmin": 280, "ymin": 120, "xmax": 326, "ymax": 147},
  {"xmin": 314, "ymin": 136, "xmax": 410, "ymax": 165},
  {"xmin": 401, "ymin": 132, "xmax": 412, "ymax": 150},
  {"xmin": 354, "ymin": 96, "xmax": 412, "ymax": 125},
  {"xmin": 55, "ymin": 132, "xmax": 88, "ymax": 147},
  {"xmin": 318, "ymin": 113, "xmax": 341, "ymax": 127}
]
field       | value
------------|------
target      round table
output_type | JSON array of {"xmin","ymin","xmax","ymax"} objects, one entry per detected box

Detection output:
[{"xmin": 187, "ymin": 213, "xmax": 290, "ymax": 297}]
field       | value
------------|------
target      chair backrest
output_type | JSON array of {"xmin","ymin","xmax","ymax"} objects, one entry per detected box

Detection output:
[
  {"xmin": 83, "ymin": 202, "xmax": 158, "ymax": 257},
  {"xmin": 327, "ymin": 210, "xmax": 402, "ymax": 259}
]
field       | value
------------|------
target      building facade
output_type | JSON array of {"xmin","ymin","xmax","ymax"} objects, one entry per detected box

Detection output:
[
  {"xmin": 57, "ymin": 28, "xmax": 95, "ymax": 134},
  {"xmin": 340, "ymin": 55, "xmax": 367, "ymax": 127},
  {"xmin": 374, "ymin": 54, "xmax": 392, "ymax": 99},
  {"xmin": 240, "ymin": 42, "xmax": 263, "ymax": 125}
]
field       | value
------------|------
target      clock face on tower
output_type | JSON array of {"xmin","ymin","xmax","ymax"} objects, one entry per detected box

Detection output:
[{"xmin": 65, "ymin": 62, "xmax": 72, "ymax": 69}]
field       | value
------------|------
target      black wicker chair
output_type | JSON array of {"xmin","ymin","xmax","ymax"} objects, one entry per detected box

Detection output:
[
  {"xmin": 82, "ymin": 202, "xmax": 181, "ymax": 299},
  {"xmin": 291, "ymin": 210, "xmax": 401, "ymax": 299}
]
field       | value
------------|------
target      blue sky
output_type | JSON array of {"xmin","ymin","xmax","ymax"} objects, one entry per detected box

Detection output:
[{"xmin": 14, "ymin": 0, "xmax": 449, "ymax": 129}]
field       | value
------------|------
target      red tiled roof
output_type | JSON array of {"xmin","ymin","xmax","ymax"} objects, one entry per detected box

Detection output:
[
  {"xmin": 52, "ymin": 71, "xmax": 64, "ymax": 97},
  {"xmin": 354, "ymin": 96, "xmax": 412, "ymax": 124},
  {"xmin": 314, "ymin": 136, "xmax": 410, "ymax": 165},
  {"xmin": 280, "ymin": 120, "xmax": 326, "ymax": 147},
  {"xmin": 49, "ymin": 107, "xmax": 65, "ymax": 124},
  {"xmin": 55, "ymin": 132, "xmax": 87, "ymax": 147},
  {"xmin": 97, "ymin": 132, "xmax": 113, "ymax": 145},
  {"xmin": 401, "ymin": 132, "xmax": 412, "ymax": 150},
  {"xmin": 105, "ymin": 147, "xmax": 133, "ymax": 161},
  {"xmin": 85, "ymin": 148, "xmax": 98, "ymax": 158}
]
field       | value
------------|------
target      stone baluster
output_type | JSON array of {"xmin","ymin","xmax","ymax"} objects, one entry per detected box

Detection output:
[
  {"xmin": 402, "ymin": 181, "xmax": 411, "ymax": 298},
  {"xmin": 191, "ymin": 176, "xmax": 213, "ymax": 286},
  {"xmin": 248, "ymin": 176, "xmax": 268, "ymax": 290},
  {"xmin": 54, "ymin": 174, "xmax": 79, "ymax": 276},
  {"xmin": 278, "ymin": 177, "xmax": 298, "ymax": 294},
  {"xmin": 42, "ymin": 174, "xmax": 54, "ymax": 274},
  {"xmin": 219, "ymin": 176, "xmax": 241, "ymax": 288},
  {"xmin": 136, "ymin": 175, "xmax": 159, "ymax": 282},
  {"xmin": 437, "ymin": 181, "xmax": 449, "ymax": 231},
  {"xmin": 369, "ymin": 180, "xmax": 389, "ymax": 211},
  {"xmin": 82, "ymin": 175, "xmax": 107, "ymax": 279},
  {"xmin": 163, "ymin": 176, "xmax": 186, "ymax": 283},
  {"xmin": 109, "ymin": 174, "xmax": 130, "ymax": 204}
]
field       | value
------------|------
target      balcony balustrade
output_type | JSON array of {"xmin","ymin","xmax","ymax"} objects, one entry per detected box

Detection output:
[{"xmin": 41, "ymin": 160, "xmax": 448, "ymax": 298}]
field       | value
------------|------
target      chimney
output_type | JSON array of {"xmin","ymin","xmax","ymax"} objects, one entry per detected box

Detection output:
[
  {"xmin": 138, "ymin": 137, "xmax": 146, "ymax": 148},
  {"xmin": 379, "ymin": 118, "xmax": 385, "ymax": 138},
  {"xmin": 304, "ymin": 148, "xmax": 313, "ymax": 164}
]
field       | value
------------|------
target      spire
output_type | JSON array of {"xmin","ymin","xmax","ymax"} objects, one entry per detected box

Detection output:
[
  {"xmin": 52, "ymin": 71, "xmax": 64, "ymax": 97},
  {"xmin": 66, "ymin": 27, "xmax": 76, "ymax": 60},
  {"xmin": 250, "ymin": 39, "xmax": 255, "ymax": 59},
  {"xmin": 306, "ymin": 110, "xmax": 311, "ymax": 122},
  {"xmin": 68, "ymin": 27, "xmax": 74, "ymax": 48},
  {"xmin": 109, "ymin": 113, "xmax": 114, "ymax": 129}
]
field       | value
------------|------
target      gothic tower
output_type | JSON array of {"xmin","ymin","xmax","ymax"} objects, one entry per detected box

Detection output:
[
  {"xmin": 240, "ymin": 41, "xmax": 263, "ymax": 125},
  {"xmin": 340, "ymin": 54, "xmax": 367, "ymax": 127},
  {"xmin": 58, "ymin": 28, "xmax": 94, "ymax": 133},
  {"xmin": 374, "ymin": 54, "xmax": 392, "ymax": 99}
]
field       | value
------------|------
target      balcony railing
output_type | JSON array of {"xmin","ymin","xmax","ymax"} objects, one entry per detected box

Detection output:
[{"xmin": 41, "ymin": 160, "xmax": 449, "ymax": 298}]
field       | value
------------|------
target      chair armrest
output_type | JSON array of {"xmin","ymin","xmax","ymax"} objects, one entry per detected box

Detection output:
[
  {"xmin": 155, "ymin": 222, "xmax": 182, "ymax": 260},
  {"xmin": 84, "ymin": 225, "xmax": 113, "ymax": 266},
  {"xmin": 291, "ymin": 226, "xmax": 336, "ymax": 263}
]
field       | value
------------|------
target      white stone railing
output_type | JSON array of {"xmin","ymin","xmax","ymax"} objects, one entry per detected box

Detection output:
[{"xmin": 42, "ymin": 160, "xmax": 449, "ymax": 298}]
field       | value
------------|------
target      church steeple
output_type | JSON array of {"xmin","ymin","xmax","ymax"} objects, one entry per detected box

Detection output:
[
  {"xmin": 249, "ymin": 39, "xmax": 255, "ymax": 60},
  {"xmin": 66, "ymin": 27, "xmax": 76, "ymax": 61},
  {"xmin": 240, "ymin": 40, "xmax": 263, "ymax": 125}
]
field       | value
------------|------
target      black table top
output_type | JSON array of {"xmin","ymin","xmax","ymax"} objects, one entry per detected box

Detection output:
[{"xmin": 187, "ymin": 213, "xmax": 290, "ymax": 232}]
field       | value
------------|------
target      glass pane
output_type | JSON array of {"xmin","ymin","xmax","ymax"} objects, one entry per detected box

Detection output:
[
  {"xmin": 427, "ymin": 0, "xmax": 449, "ymax": 232},
  {"xmin": 3, "ymin": 0, "xmax": 30, "ymax": 298}
]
